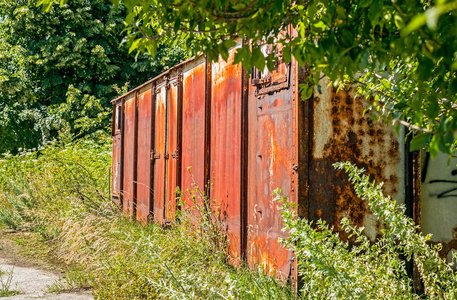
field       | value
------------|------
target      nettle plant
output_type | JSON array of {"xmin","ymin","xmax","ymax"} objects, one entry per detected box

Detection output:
[{"xmin": 276, "ymin": 162, "xmax": 457, "ymax": 299}]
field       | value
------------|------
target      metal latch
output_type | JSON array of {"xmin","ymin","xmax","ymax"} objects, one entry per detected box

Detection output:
[
  {"xmin": 150, "ymin": 151, "xmax": 160, "ymax": 160},
  {"xmin": 164, "ymin": 153, "xmax": 169, "ymax": 159},
  {"xmin": 171, "ymin": 150, "xmax": 179, "ymax": 160}
]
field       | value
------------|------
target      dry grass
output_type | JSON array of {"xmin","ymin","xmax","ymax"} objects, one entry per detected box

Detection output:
[{"xmin": 0, "ymin": 138, "xmax": 295, "ymax": 299}]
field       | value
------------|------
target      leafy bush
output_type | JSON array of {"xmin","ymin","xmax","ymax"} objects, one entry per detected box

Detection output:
[{"xmin": 277, "ymin": 161, "xmax": 457, "ymax": 299}]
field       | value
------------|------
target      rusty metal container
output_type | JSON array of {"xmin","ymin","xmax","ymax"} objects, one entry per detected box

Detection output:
[{"xmin": 111, "ymin": 39, "xmax": 435, "ymax": 281}]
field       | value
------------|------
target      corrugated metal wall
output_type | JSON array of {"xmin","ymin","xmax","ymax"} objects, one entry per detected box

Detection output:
[{"xmin": 110, "ymin": 40, "xmax": 455, "ymax": 279}]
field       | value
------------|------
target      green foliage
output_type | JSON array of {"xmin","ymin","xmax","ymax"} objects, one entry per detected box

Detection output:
[
  {"xmin": 69, "ymin": 0, "xmax": 457, "ymax": 156},
  {"xmin": 0, "ymin": 137, "xmax": 294, "ymax": 299},
  {"xmin": 0, "ymin": 0, "xmax": 188, "ymax": 153},
  {"xmin": 276, "ymin": 162, "xmax": 457, "ymax": 299}
]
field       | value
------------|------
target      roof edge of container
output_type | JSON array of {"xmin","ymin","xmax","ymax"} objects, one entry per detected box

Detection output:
[{"xmin": 111, "ymin": 55, "xmax": 201, "ymax": 103}]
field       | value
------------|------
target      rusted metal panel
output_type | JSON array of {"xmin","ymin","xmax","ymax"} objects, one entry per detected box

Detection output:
[
  {"xmin": 181, "ymin": 58, "xmax": 207, "ymax": 203},
  {"xmin": 136, "ymin": 85, "xmax": 154, "ymax": 223},
  {"xmin": 153, "ymin": 82, "xmax": 167, "ymax": 223},
  {"xmin": 247, "ymin": 50, "xmax": 297, "ymax": 278},
  {"xmin": 111, "ymin": 102, "xmax": 123, "ymax": 207},
  {"xmin": 165, "ymin": 77, "xmax": 179, "ymax": 220},
  {"xmin": 123, "ymin": 93, "xmax": 137, "ymax": 215},
  {"xmin": 308, "ymin": 77, "xmax": 405, "ymax": 241},
  {"xmin": 421, "ymin": 151, "xmax": 457, "ymax": 267},
  {"xmin": 211, "ymin": 42, "xmax": 243, "ymax": 261}
]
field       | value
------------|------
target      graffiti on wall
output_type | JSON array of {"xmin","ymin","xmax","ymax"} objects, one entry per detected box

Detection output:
[{"xmin": 421, "ymin": 151, "xmax": 457, "ymax": 268}]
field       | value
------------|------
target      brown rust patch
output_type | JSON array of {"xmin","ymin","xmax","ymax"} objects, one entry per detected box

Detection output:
[{"xmin": 310, "ymin": 77, "xmax": 404, "ymax": 241}]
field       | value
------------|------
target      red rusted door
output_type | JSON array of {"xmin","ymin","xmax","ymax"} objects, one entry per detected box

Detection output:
[
  {"xmin": 211, "ymin": 44, "xmax": 243, "ymax": 261},
  {"xmin": 153, "ymin": 82, "xmax": 167, "ymax": 223},
  {"xmin": 165, "ymin": 78, "xmax": 180, "ymax": 220},
  {"xmin": 123, "ymin": 93, "xmax": 137, "ymax": 215},
  {"xmin": 247, "ymin": 48, "xmax": 296, "ymax": 278},
  {"xmin": 152, "ymin": 76, "xmax": 181, "ymax": 224},
  {"xmin": 181, "ymin": 58, "xmax": 207, "ymax": 204},
  {"xmin": 136, "ymin": 85, "xmax": 154, "ymax": 223}
]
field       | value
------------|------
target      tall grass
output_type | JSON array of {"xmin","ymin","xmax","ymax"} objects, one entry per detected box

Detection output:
[{"xmin": 0, "ymin": 135, "xmax": 295, "ymax": 299}]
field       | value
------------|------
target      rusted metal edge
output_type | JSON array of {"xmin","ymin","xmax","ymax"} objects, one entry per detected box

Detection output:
[
  {"xmin": 176, "ymin": 69, "xmax": 184, "ymax": 212},
  {"xmin": 111, "ymin": 103, "xmax": 116, "ymax": 137},
  {"xmin": 163, "ymin": 77, "xmax": 170, "ymax": 221},
  {"xmin": 111, "ymin": 56, "xmax": 201, "ymax": 104},
  {"xmin": 204, "ymin": 56, "xmax": 212, "ymax": 197},
  {"xmin": 133, "ymin": 91, "xmax": 139, "ymax": 218},
  {"xmin": 297, "ymin": 63, "xmax": 311, "ymax": 219},
  {"xmin": 296, "ymin": 61, "xmax": 312, "ymax": 291},
  {"xmin": 240, "ymin": 38, "xmax": 249, "ymax": 261},
  {"xmin": 149, "ymin": 82, "xmax": 157, "ymax": 222},
  {"xmin": 254, "ymin": 64, "xmax": 292, "ymax": 96},
  {"xmin": 290, "ymin": 47, "xmax": 299, "ymax": 286},
  {"xmin": 404, "ymin": 129, "xmax": 414, "ymax": 277},
  {"xmin": 412, "ymin": 133, "xmax": 422, "ymax": 292},
  {"xmin": 120, "ymin": 98, "xmax": 125, "ymax": 208}
]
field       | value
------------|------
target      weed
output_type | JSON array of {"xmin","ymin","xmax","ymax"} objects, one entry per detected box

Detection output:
[{"xmin": 0, "ymin": 268, "xmax": 19, "ymax": 297}]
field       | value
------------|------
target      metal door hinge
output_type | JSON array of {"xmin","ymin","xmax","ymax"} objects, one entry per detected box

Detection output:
[{"xmin": 164, "ymin": 153, "xmax": 169, "ymax": 159}]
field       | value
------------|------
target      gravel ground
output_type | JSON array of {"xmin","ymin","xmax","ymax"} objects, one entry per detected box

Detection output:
[{"xmin": 0, "ymin": 231, "xmax": 93, "ymax": 300}]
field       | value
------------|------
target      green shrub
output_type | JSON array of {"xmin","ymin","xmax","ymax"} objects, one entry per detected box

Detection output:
[{"xmin": 277, "ymin": 161, "xmax": 457, "ymax": 299}]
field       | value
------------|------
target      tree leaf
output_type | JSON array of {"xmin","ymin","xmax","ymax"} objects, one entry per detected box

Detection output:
[
  {"xmin": 401, "ymin": 14, "xmax": 426, "ymax": 37},
  {"xmin": 410, "ymin": 132, "xmax": 431, "ymax": 150},
  {"xmin": 128, "ymin": 38, "xmax": 141, "ymax": 53}
]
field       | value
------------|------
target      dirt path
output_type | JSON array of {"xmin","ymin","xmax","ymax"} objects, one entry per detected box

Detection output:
[{"xmin": 0, "ymin": 230, "xmax": 93, "ymax": 300}]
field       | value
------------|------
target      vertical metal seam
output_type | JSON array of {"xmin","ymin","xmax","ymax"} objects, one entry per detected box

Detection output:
[
  {"xmin": 133, "ymin": 91, "xmax": 139, "ymax": 218},
  {"xmin": 163, "ymin": 77, "xmax": 170, "ymax": 221},
  {"xmin": 404, "ymin": 129, "xmax": 415, "ymax": 278},
  {"xmin": 240, "ymin": 38, "xmax": 249, "ymax": 261},
  {"xmin": 405, "ymin": 130, "xmax": 414, "ymax": 219},
  {"xmin": 149, "ymin": 82, "xmax": 157, "ymax": 221},
  {"xmin": 111, "ymin": 103, "xmax": 116, "ymax": 137},
  {"xmin": 204, "ymin": 56, "xmax": 212, "ymax": 198},
  {"xmin": 306, "ymin": 71, "xmax": 313, "ymax": 225},
  {"xmin": 120, "ymin": 98, "xmax": 125, "ymax": 209},
  {"xmin": 412, "ymin": 141, "xmax": 422, "ymax": 292},
  {"xmin": 176, "ymin": 69, "xmax": 184, "ymax": 212}
]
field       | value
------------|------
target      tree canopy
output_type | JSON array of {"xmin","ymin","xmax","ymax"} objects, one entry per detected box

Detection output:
[
  {"xmin": 90, "ymin": 0, "xmax": 456, "ymax": 157},
  {"xmin": 0, "ymin": 0, "xmax": 187, "ymax": 153}
]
